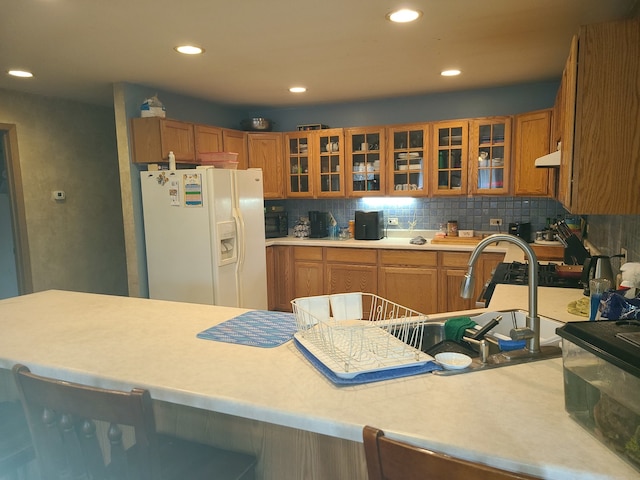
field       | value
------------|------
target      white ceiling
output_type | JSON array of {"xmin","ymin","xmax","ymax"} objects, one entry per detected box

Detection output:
[{"xmin": 1, "ymin": 0, "xmax": 638, "ymax": 108}]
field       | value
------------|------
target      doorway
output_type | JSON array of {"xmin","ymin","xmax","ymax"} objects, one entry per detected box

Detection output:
[{"xmin": 0, "ymin": 124, "xmax": 32, "ymax": 298}]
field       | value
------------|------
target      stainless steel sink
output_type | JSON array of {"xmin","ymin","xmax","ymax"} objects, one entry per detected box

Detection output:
[{"xmin": 420, "ymin": 309, "xmax": 564, "ymax": 375}]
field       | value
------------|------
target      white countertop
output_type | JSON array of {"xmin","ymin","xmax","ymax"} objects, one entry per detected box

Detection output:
[
  {"xmin": 0, "ymin": 289, "xmax": 635, "ymax": 479},
  {"xmin": 266, "ymin": 231, "xmax": 553, "ymax": 263}
]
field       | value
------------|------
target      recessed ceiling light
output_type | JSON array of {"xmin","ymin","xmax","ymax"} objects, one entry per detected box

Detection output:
[
  {"xmin": 289, "ymin": 87, "xmax": 307, "ymax": 93},
  {"xmin": 8, "ymin": 69, "xmax": 34, "ymax": 78},
  {"xmin": 386, "ymin": 9, "xmax": 422, "ymax": 23},
  {"xmin": 441, "ymin": 69, "xmax": 461, "ymax": 77},
  {"xmin": 174, "ymin": 45, "xmax": 204, "ymax": 55}
]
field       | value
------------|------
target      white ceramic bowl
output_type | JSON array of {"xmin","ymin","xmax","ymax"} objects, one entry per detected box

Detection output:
[{"xmin": 434, "ymin": 352, "xmax": 472, "ymax": 370}]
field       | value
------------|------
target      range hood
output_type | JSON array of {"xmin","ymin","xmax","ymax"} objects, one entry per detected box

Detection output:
[
  {"xmin": 535, "ymin": 143, "xmax": 561, "ymax": 168},
  {"xmin": 535, "ymin": 150, "xmax": 561, "ymax": 167}
]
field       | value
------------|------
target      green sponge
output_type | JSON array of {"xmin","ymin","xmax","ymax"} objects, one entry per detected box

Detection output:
[{"xmin": 444, "ymin": 317, "xmax": 477, "ymax": 343}]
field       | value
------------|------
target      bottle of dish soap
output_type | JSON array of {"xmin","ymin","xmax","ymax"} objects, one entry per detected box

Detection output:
[{"xmin": 168, "ymin": 151, "xmax": 176, "ymax": 170}]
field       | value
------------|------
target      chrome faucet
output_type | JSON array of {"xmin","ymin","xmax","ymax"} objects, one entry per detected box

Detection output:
[{"xmin": 460, "ymin": 234, "xmax": 541, "ymax": 355}]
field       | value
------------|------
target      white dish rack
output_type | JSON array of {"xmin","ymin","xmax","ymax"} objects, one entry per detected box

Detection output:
[{"xmin": 291, "ymin": 293, "xmax": 433, "ymax": 378}]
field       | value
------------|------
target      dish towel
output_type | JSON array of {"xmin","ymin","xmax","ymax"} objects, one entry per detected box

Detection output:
[
  {"xmin": 444, "ymin": 317, "xmax": 477, "ymax": 342},
  {"xmin": 197, "ymin": 310, "xmax": 297, "ymax": 348}
]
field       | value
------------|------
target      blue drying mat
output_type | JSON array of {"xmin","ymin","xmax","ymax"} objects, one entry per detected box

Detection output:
[
  {"xmin": 197, "ymin": 310, "xmax": 297, "ymax": 348},
  {"xmin": 498, "ymin": 339, "xmax": 527, "ymax": 351},
  {"xmin": 294, "ymin": 338, "xmax": 442, "ymax": 386}
]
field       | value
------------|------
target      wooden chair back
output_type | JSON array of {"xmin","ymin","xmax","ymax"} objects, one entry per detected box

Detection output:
[
  {"xmin": 13, "ymin": 364, "xmax": 161, "ymax": 480},
  {"xmin": 363, "ymin": 425, "xmax": 540, "ymax": 480}
]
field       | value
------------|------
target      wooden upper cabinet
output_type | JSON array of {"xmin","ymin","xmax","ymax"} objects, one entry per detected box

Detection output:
[
  {"xmin": 513, "ymin": 110, "xmax": 554, "ymax": 196},
  {"xmin": 386, "ymin": 124, "xmax": 429, "ymax": 196},
  {"xmin": 194, "ymin": 124, "xmax": 223, "ymax": 163},
  {"xmin": 559, "ymin": 17, "xmax": 640, "ymax": 214},
  {"xmin": 131, "ymin": 117, "xmax": 196, "ymax": 164},
  {"xmin": 557, "ymin": 34, "xmax": 578, "ymax": 210},
  {"xmin": 284, "ymin": 131, "xmax": 314, "ymax": 198},
  {"xmin": 314, "ymin": 128, "xmax": 345, "ymax": 198},
  {"xmin": 247, "ymin": 132, "xmax": 284, "ymax": 199},
  {"xmin": 222, "ymin": 129, "xmax": 248, "ymax": 170},
  {"xmin": 345, "ymin": 127, "xmax": 386, "ymax": 196},
  {"xmin": 431, "ymin": 121, "xmax": 468, "ymax": 196},
  {"xmin": 468, "ymin": 117, "xmax": 511, "ymax": 195}
]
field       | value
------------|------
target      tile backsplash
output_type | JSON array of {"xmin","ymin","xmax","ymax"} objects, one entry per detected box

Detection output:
[
  {"xmin": 586, "ymin": 215, "xmax": 640, "ymax": 263},
  {"xmin": 270, "ymin": 197, "xmax": 568, "ymax": 234}
]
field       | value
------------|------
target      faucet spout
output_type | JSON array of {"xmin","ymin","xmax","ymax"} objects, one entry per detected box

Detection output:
[{"xmin": 461, "ymin": 234, "xmax": 541, "ymax": 354}]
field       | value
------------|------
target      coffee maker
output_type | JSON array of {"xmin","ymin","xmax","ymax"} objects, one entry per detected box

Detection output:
[
  {"xmin": 308, "ymin": 211, "xmax": 329, "ymax": 238},
  {"xmin": 508, "ymin": 222, "xmax": 531, "ymax": 242}
]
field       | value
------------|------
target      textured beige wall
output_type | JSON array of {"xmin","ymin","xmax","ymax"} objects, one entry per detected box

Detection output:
[{"xmin": 0, "ymin": 88, "xmax": 128, "ymax": 296}]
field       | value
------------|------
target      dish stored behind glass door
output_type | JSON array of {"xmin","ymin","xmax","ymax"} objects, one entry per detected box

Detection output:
[
  {"xmin": 432, "ymin": 121, "xmax": 468, "ymax": 195},
  {"xmin": 469, "ymin": 117, "xmax": 511, "ymax": 195},
  {"xmin": 345, "ymin": 127, "xmax": 385, "ymax": 196},
  {"xmin": 387, "ymin": 124, "xmax": 429, "ymax": 196}
]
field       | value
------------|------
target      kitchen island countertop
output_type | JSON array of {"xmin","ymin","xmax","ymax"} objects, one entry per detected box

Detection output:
[{"xmin": 0, "ymin": 289, "xmax": 635, "ymax": 479}]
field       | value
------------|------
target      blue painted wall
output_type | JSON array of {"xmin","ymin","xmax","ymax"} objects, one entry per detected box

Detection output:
[
  {"xmin": 245, "ymin": 80, "xmax": 560, "ymax": 131},
  {"xmin": 123, "ymin": 79, "xmax": 560, "ymax": 131}
]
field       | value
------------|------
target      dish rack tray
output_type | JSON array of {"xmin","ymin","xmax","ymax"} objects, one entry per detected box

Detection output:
[{"xmin": 291, "ymin": 293, "xmax": 432, "ymax": 379}]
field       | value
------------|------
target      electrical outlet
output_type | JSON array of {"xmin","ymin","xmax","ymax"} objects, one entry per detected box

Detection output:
[
  {"xmin": 621, "ymin": 248, "xmax": 628, "ymax": 264},
  {"xmin": 387, "ymin": 217, "xmax": 399, "ymax": 226},
  {"xmin": 489, "ymin": 218, "xmax": 503, "ymax": 226}
]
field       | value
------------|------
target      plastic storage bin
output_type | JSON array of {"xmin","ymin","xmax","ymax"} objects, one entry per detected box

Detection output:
[{"xmin": 556, "ymin": 320, "xmax": 640, "ymax": 472}]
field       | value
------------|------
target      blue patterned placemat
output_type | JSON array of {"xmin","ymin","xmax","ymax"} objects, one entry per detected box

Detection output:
[
  {"xmin": 197, "ymin": 310, "xmax": 297, "ymax": 348},
  {"xmin": 294, "ymin": 338, "xmax": 442, "ymax": 385}
]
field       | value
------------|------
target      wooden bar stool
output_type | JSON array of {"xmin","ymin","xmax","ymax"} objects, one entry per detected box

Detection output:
[
  {"xmin": 13, "ymin": 364, "xmax": 256, "ymax": 480},
  {"xmin": 363, "ymin": 425, "xmax": 541, "ymax": 480}
]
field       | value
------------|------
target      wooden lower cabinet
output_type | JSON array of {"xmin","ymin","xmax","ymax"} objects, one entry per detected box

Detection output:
[
  {"xmin": 378, "ymin": 250, "xmax": 439, "ymax": 314},
  {"xmin": 325, "ymin": 248, "xmax": 378, "ymax": 294},
  {"xmin": 438, "ymin": 251, "xmax": 504, "ymax": 312},
  {"xmin": 266, "ymin": 246, "xmax": 293, "ymax": 312},
  {"xmin": 267, "ymin": 246, "xmax": 504, "ymax": 314},
  {"xmin": 293, "ymin": 246, "xmax": 324, "ymax": 299}
]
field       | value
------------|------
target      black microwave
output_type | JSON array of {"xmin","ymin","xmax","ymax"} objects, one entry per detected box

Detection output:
[{"xmin": 264, "ymin": 211, "xmax": 288, "ymax": 238}]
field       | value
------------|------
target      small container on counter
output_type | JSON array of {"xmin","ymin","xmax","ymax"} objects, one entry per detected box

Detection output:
[
  {"xmin": 348, "ymin": 220, "xmax": 355, "ymax": 238},
  {"xmin": 435, "ymin": 223, "xmax": 447, "ymax": 238},
  {"xmin": 447, "ymin": 220, "xmax": 458, "ymax": 237}
]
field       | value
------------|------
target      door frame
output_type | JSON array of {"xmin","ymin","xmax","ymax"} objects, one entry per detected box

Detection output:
[{"xmin": 1, "ymin": 123, "xmax": 33, "ymax": 295}]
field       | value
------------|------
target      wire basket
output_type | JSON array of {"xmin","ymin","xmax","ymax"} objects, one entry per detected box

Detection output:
[{"xmin": 291, "ymin": 293, "xmax": 431, "ymax": 378}]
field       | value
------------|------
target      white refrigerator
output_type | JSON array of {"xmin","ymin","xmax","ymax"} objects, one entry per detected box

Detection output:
[{"xmin": 140, "ymin": 167, "xmax": 268, "ymax": 310}]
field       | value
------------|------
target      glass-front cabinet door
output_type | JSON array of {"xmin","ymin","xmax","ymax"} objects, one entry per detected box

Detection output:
[
  {"xmin": 469, "ymin": 117, "xmax": 511, "ymax": 195},
  {"xmin": 315, "ymin": 128, "xmax": 344, "ymax": 197},
  {"xmin": 345, "ymin": 127, "xmax": 385, "ymax": 196},
  {"xmin": 432, "ymin": 121, "xmax": 468, "ymax": 195},
  {"xmin": 284, "ymin": 131, "xmax": 313, "ymax": 197},
  {"xmin": 387, "ymin": 124, "xmax": 429, "ymax": 196}
]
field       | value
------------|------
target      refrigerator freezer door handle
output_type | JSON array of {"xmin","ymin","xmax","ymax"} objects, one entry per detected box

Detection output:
[{"xmin": 232, "ymin": 207, "xmax": 245, "ymax": 308}]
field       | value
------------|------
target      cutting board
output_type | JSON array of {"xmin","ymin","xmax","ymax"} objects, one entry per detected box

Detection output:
[{"xmin": 429, "ymin": 236, "xmax": 484, "ymax": 245}]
